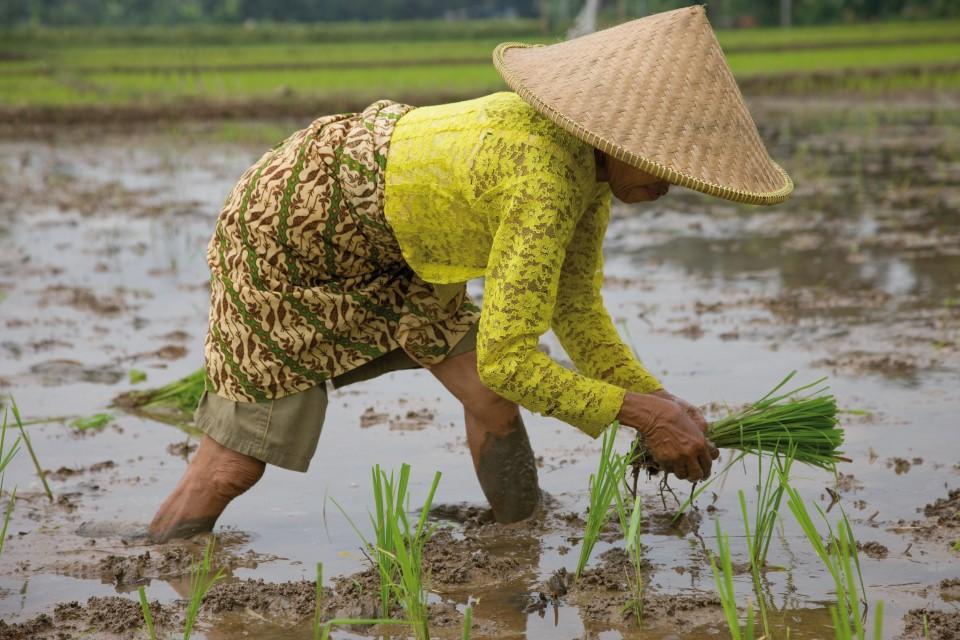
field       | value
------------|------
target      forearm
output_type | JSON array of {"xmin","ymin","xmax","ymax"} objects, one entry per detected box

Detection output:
[
  {"xmin": 476, "ymin": 336, "xmax": 625, "ymax": 438},
  {"xmin": 553, "ymin": 299, "xmax": 661, "ymax": 393}
]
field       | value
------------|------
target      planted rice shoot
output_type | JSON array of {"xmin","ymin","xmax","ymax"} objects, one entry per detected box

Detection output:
[
  {"xmin": 614, "ymin": 492, "xmax": 645, "ymax": 625},
  {"xmin": 137, "ymin": 586, "xmax": 158, "ymax": 640},
  {"xmin": 0, "ymin": 407, "xmax": 21, "ymax": 559},
  {"xmin": 183, "ymin": 536, "xmax": 225, "ymax": 640},
  {"xmin": 462, "ymin": 604, "xmax": 473, "ymax": 640},
  {"xmin": 710, "ymin": 519, "xmax": 757, "ymax": 640},
  {"xmin": 313, "ymin": 562, "xmax": 323, "ymax": 640},
  {"xmin": 333, "ymin": 463, "xmax": 441, "ymax": 638},
  {"xmin": 737, "ymin": 446, "xmax": 795, "ymax": 637},
  {"xmin": 377, "ymin": 467, "xmax": 441, "ymax": 640},
  {"xmin": 10, "ymin": 398, "xmax": 53, "ymax": 502},
  {"xmin": 783, "ymin": 481, "xmax": 884, "ymax": 640},
  {"xmin": 576, "ymin": 421, "xmax": 633, "ymax": 580}
]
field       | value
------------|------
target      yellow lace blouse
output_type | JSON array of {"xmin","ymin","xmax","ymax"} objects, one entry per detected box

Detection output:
[{"xmin": 384, "ymin": 92, "xmax": 661, "ymax": 437}]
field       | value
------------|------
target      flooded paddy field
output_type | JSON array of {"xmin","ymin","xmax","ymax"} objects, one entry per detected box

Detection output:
[{"xmin": 0, "ymin": 94, "xmax": 957, "ymax": 639}]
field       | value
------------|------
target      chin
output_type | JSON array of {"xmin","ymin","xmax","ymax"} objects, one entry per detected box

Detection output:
[{"xmin": 618, "ymin": 193, "xmax": 663, "ymax": 204}]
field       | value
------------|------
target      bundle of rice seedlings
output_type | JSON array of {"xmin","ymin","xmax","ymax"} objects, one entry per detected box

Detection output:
[
  {"xmin": 114, "ymin": 368, "xmax": 206, "ymax": 427},
  {"xmin": 633, "ymin": 371, "xmax": 845, "ymax": 479}
]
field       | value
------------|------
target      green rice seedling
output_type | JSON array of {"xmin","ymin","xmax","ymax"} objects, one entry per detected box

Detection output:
[
  {"xmin": 11, "ymin": 399, "xmax": 53, "ymax": 502},
  {"xmin": 333, "ymin": 463, "xmax": 441, "ymax": 636},
  {"xmin": 576, "ymin": 421, "xmax": 633, "ymax": 579},
  {"xmin": 461, "ymin": 604, "xmax": 473, "ymax": 640},
  {"xmin": 137, "ymin": 586, "xmax": 158, "ymax": 640},
  {"xmin": 736, "ymin": 444, "xmax": 796, "ymax": 636},
  {"xmin": 782, "ymin": 482, "xmax": 884, "ymax": 639},
  {"xmin": 0, "ymin": 409, "xmax": 21, "ymax": 475},
  {"xmin": 746, "ymin": 446, "xmax": 796, "ymax": 568},
  {"xmin": 333, "ymin": 463, "xmax": 416, "ymax": 616},
  {"xmin": 116, "ymin": 369, "xmax": 207, "ymax": 426},
  {"xmin": 370, "ymin": 463, "xmax": 407, "ymax": 616},
  {"xmin": 0, "ymin": 408, "xmax": 21, "ymax": 558},
  {"xmin": 182, "ymin": 536, "xmax": 225, "ymax": 640},
  {"xmin": 614, "ymin": 492, "xmax": 644, "ymax": 625},
  {"xmin": 129, "ymin": 369, "xmax": 148, "ymax": 384},
  {"xmin": 377, "ymin": 467, "xmax": 442, "ymax": 640},
  {"xmin": 709, "ymin": 519, "xmax": 756, "ymax": 640},
  {"xmin": 70, "ymin": 412, "xmax": 113, "ymax": 431},
  {"xmin": 319, "ymin": 618, "xmax": 409, "ymax": 640},
  {"xmin": 312, "ymin": 562, "xmax": 323, "ymax": 640},
  {"xmin": 831, "ymin": 600, "xmax": 884, "ymax": 640}
]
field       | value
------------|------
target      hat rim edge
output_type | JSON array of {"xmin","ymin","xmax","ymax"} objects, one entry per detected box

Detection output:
[{"xmin": 492, "ymin": 41, "xmax": 794, "ymax": 206}]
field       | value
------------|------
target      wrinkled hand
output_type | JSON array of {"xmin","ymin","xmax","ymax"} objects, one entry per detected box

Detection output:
[
  {"xmin": 617, "ymin": 391, "xmax": 719, "ymax": 482},
  {"xmin": 650, "ymin": 389, "xmax": 709, "ymax": 435}
]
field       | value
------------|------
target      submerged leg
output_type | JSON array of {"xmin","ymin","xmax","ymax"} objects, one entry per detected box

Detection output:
[
  {"xmin": 429, "ymin": 350, "xmax": 540, "ymax": 523},
  {"xmin": 148, "ymin": 435, "xmax": 265, "ymax": 542}
]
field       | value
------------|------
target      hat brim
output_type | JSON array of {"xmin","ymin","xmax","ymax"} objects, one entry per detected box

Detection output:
[{"xmin": 494, "ymin": 42, "xmax": 794, "ymax": 206}]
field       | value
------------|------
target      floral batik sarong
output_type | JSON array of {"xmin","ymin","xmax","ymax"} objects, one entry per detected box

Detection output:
[{"xmin": 204, "ymin": 100, "xmax": 479, "ymax": 403}]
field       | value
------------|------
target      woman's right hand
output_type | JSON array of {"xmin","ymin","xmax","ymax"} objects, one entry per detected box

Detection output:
[{"xmin": 617, "ymin": 391, "xmax": 718, "ymax": 482}]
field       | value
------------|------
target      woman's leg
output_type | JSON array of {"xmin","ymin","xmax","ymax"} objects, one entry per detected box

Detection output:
[
  {"xmin": 429, "ymin": 350, "xmax": 540, "ymax": 523},
  {"xmin": 148, "ymin": 436, "xmax": 265, "ymax": 542}
]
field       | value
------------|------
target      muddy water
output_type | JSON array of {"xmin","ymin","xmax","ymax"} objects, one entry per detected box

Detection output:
[{"xmin": 0, "ymin": 99, "xmax": 958, "ymax": 639}]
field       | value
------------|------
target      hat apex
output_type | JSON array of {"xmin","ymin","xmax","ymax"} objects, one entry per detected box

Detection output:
[{"xmin": 493, "ymin": 5, "xmax": 793, "ymax": 205}]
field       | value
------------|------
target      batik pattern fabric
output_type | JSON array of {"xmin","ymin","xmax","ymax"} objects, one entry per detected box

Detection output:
[
  {"xmin": 384, "ymin": 92, "xmax": 661, "ymax": 437},
  {"xmin": 205, "ymin": 100, "xmax": 479, "ymax": 403}
]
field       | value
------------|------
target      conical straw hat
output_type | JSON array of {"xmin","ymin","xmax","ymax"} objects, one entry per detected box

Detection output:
[{"xmin": 493, "ymin": 5, "xmax": 793, "ymax": 205}]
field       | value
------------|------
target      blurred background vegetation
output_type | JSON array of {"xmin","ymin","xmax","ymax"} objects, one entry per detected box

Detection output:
[
  {"xmin": 3, "ymin": 0, "xmax": 958, "ymax": 27},
  {"xmin": 2, "ymin": 1, "xmax": 958, "ymax": 119}
]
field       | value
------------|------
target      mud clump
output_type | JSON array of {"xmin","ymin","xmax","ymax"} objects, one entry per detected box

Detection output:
[
  {"xmin": 423, "ymin": 529, "xmax": 520, "ymax": 585},
  {"xmin": 203, "ymin": 578, "xmax": 318, "ymax": 618},
  {"xmin": 901, "ymin": 608, "xmax": 960, "ymax": 639},
  {"xmin": 166, "ymin": 439, "xmax": 197, "ymax": 458},
  {"xmin": 923, "ymin": 489, "xmax": 960, "ymax": 526},
  {"xmin": 564, "ymin": 546, "xmax": 718, "ymax": 629},
  {"xmin": 0, "ymin": 596, "xmax": 179, "ymax": 639},
  {"xmin": 46, "ymin": 460, "xmax": 116, "ymax": 481},
  {"xmin": 96, "ymin": 547, "xmax": 208, "ymax": 588},
  {"xmin": 857, "ymin": 541, "xmax": 889, "ymax": 559},
  {"xmin": 887, "ymin": 457, "xmax": 913, "ymax": 474},
  {"xmin": 941, "ymin": 578, "xmax": 960, "ymax": 601},
  {"xmin": 813, "ymin": 351, "xmax": 924, "ymax": 378}
]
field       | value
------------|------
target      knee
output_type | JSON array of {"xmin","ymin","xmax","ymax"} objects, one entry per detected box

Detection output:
[{"xmin": 462, "ymin": 384, "xmax": 517, "ymax": 425}]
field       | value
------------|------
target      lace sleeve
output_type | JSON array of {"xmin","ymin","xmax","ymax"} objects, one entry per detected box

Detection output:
[
  {"xmin": 475, "ymin": 153, "xmax": 626, "ymax": 438},
  {"xmin": 551, "ymin": 188, "xmax": 662, "ymax": 393}
]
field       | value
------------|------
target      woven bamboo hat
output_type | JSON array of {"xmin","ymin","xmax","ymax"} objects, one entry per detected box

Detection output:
[{"xmin": 493, "ymin": 5, "xmax": 793, "ymax": 205}]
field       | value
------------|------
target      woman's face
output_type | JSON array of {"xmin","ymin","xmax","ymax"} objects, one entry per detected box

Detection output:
[{"xmin": 599, "ymin": 152, "xmax": 670, "ymax": 203}]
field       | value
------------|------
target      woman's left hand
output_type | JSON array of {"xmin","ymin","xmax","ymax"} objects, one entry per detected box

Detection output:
[{"xmin": 649, "ymin": 389, "xmax": 709, "ymax": 435}]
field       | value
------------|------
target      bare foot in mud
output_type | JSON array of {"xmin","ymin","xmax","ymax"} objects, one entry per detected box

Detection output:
[{"xmin": 148, "ymin": 435, "xmax": 264, "ymax": 542}]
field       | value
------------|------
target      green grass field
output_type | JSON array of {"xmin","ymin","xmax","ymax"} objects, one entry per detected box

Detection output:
[{"xmin": 1, "ymin": 19, "xmax": 958, "ymax": 109}]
